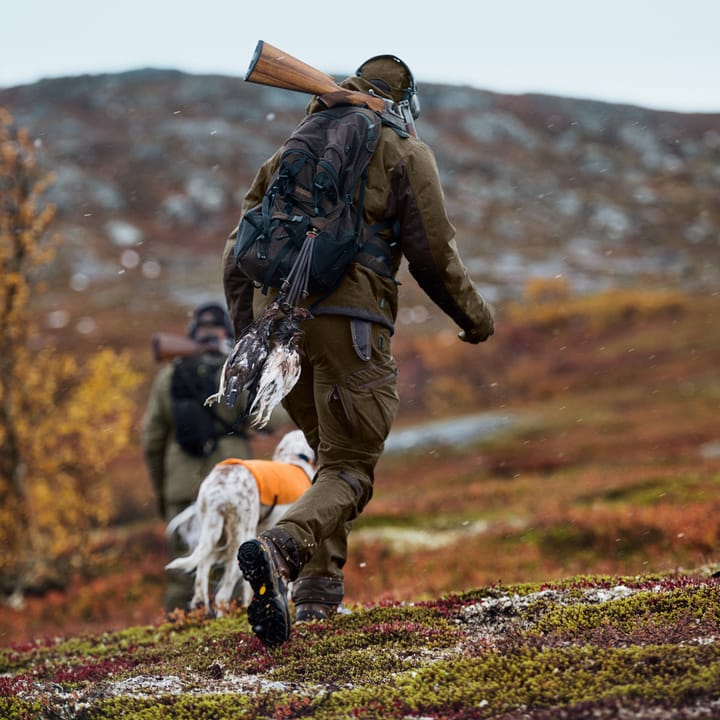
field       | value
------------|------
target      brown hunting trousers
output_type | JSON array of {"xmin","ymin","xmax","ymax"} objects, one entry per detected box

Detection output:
[{"xmin": 277, "ymin": 314, "xmax": 399, "ymax": 606}]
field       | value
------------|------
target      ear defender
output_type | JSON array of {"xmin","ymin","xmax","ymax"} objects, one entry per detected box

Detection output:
[{"xmin": 356, "ymin": 54, "xmax": 420, "ymax": 120}]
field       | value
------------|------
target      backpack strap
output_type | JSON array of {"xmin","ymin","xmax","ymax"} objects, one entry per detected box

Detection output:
[
  {"xmin": 355, "ymin": 237, "xmax": 394, "ymax": 278},
  {"xmin": 353, "ymin": 168, "xmax": 369, "ymax": 241}
]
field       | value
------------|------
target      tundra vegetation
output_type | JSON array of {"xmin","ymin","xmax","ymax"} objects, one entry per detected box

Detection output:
[
  {"xmin": 0, "ymin": 571, "xmax": 718, "ymax": 717},
  {"xmin": 1, "ymin": 254, "xmax": 717, "ymax": 716}
]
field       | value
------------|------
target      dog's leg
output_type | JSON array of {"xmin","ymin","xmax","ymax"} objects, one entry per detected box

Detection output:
[
  {"xmin": 190, "ymin": 494, "xmax": 226, "ymax": 614},
  {"xmin": 257, "ymin": 503, "xmax": 292, "ymax": 533},
  {"xmin": 213, "ymin": 503, "xmax": 241, "ymax": 613},
  {"xmin": 215, "ymin": 484, "xmax": 261, "ymax": 612}
]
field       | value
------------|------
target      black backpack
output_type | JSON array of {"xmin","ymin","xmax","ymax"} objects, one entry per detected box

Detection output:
[
  {"xmin": 233, "ymin": 105, "xmax": 388, "ymax": 301},
  {"xmin": 170, "ymin": 354, "xmax": 237, "ymax": 457}
]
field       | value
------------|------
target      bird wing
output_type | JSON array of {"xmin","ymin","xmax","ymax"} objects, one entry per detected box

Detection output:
[
  {"xmin": 248, "ymin": 347, "xmax": 302, "ymax": 429},
  {"xmin": 221, "ymin": 334, "xmax": 270, "ymax": 407}
]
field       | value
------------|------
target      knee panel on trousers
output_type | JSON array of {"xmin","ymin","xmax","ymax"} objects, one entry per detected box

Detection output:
[{"xmin": 339, "ymin": 469, "xmax": 373, "ymax": 515}]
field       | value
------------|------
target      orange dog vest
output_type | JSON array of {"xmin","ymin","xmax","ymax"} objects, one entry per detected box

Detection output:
[{"xmin": 216, "ymin": 458, "xmax": 311, "ymax": 506}]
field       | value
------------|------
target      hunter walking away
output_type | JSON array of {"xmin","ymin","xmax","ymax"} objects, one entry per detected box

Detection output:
[{"xmin": 220, "ymin": 42, "xmax": 494, "ymax": 646}]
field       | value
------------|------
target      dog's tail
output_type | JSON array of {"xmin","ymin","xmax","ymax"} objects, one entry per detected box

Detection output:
[
  {"xmin": 166, "ymin": 504, "xmax": 197, "ymax": 544},
  {"xmin": 165, "ymin": 552, "xmax": 199, "ymax": 573},
  {"xmin": 165, "ymin": 507, "xmax": 226, "ymax": 574},
  {"xmin": 165, "ymin": 548, "xmax": 200, "ymax": 573}
]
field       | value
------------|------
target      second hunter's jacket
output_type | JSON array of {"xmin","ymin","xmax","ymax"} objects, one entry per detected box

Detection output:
[{"xmin": 223, "ymin": 76, "xmax": 494, "ymax": 341}]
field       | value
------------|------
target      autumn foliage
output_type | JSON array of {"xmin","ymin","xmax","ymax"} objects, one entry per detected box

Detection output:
[{"xmin": 0, "ymin": 109, "xmax": 140, "ymax": 602}]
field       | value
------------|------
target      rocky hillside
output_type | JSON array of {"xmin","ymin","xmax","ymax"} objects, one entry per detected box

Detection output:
[{"xmin": 2, "ymin": 70, "xmax": 719, "ymax": 354}]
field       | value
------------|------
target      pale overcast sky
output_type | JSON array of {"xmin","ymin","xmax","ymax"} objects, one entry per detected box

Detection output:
[{"xmin": 2, "ymin": 0, "xmax": 718, "ymax": 113}]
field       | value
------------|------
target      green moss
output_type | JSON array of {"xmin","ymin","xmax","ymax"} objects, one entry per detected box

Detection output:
[
  {"xmin": 74, "ymin": 692, "xmax": 260, "ymax": 719},
  {"xmin": 1, "ymin": 573, "xmax": 718, "ymax": 718},
  {"xmin": 0, "ymin": 698, "xmax": 43, "ymax": 720},
  {"xmin": 268, "ymin": 616, "xmax": 460, "ymax": 685},
  {"xmin": 530, "ymin": 585, "xmax": 720, "ymax": 640},
  {"xmin": 288, "ymin": 644, "xmax": 720, "ymax": 720}
]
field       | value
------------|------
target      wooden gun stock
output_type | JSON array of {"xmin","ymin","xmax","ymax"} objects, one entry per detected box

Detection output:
[
  {"xmin": 245, "ymin": 40, "xmax": 387, "ymax": 114},
  {"xmin": 152, "ymin": 332, "xmax": 219, "ymax": 362}
]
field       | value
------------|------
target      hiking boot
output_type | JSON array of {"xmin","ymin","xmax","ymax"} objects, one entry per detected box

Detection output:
[
  {"xmin": 295, "ymin": 602, "xmax": 339, "ymax": 623},
  {"xmin": 237, "ymin": 529, "xmax": 301, "ymax": 647}
]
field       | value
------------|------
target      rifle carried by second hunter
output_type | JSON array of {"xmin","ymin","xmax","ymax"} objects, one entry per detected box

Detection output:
[{"xmin": 245, "ymin": 40, "xmax": 418, "ymax": 136}]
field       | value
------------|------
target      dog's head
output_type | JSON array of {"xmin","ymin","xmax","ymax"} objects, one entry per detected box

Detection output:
[{"xmin": 272, "ymin": 430, "xmax": 315, "ymax": 479}]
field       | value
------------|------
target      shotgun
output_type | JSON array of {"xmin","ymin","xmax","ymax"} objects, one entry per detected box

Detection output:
[
  {"xmin": 152, "ymin": 332, "xmax": 222, "ymax": 362},
  {"xmin": 245, "ymin": 40, "xmax": 416, "ymax": 136}
]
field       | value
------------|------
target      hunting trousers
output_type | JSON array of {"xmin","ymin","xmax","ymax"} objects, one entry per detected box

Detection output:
[{"xmin": 277, "ymin": 314, "xmax": 399, "ymax": 606}]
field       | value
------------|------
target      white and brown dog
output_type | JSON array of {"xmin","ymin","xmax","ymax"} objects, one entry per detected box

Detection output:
[{"xmin": 165, "ymin": 430, "xmax": 314, "ymax": 615}]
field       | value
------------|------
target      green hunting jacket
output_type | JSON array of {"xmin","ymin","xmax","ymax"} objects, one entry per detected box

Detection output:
[{"xmin": 223, "ymin": 76, "xmax": 495, "ymax": 342}]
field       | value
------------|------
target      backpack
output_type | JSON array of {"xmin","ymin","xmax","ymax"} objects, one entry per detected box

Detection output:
[
  {"xmin": 170, "ymin": 354, "xmax": 236, "ymax": 457},
  {"xmin": 233, "ymin": 105, "xmax": 388, "ymax": 301}
]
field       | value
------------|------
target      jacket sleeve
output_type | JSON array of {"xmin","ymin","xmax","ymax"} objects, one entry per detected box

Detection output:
[
  {"xmin": 222, "ymin": 151, "xmax": 282, "ymax": 337},
  {"xmin": 140, "ymin": 366, "xmax": 172, "ymax": 498},
  {"xmin": 394, "ymin": 141, "xmax": 495, "ymax": 342},
  {"xmin": 222, "ymin": 236, "xmax": 255, "ymax": 338}
]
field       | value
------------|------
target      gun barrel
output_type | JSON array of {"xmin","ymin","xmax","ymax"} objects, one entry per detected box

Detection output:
[{"xmin": 152, "ymin": 332, "xmax": 219, "ymax": 362}]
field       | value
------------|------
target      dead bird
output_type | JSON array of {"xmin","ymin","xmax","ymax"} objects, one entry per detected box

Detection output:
[
  {"xmin": 205, "ymin": 299, "xmax": 282, "ymax": 408},
  {"xmin": 247, "ymin": 306, "xmax": 312, "ymax": 429}
]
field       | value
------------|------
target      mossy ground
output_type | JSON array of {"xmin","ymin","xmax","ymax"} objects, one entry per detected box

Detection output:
[{"xmin": 1, "ymin": 570, "xmax": 718, "ymax": 718}]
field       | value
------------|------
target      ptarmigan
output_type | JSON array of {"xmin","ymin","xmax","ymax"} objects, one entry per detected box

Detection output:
[
  {"xmin": 247, "ymin": 306, "xmax": 312, "ymax": 429},
  {"xmin": 204, "ymin": 299, "xmax": 281, "ymax": 408}
]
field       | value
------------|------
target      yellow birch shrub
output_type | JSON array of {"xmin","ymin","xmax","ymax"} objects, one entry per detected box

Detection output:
[{"xmin": 0, "ymin": 107, "xmax": 140, "ymax": 594}]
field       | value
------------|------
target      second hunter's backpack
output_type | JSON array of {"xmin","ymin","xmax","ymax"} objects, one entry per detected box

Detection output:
[
  {"xmin": 170, "ymin": 354, "xmax": 235, "ymax": 457},
  {"xmin": 233, "ymin": 105, "xmax": 387, "ymax": 298}
]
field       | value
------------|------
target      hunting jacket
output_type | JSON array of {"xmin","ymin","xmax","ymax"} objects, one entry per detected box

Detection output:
[{"xmin": 223, "ymin": 76, "xmax": 495, "ymax": 342}]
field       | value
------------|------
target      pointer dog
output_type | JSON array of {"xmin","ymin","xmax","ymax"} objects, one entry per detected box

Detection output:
[{"xmin": 165, "ymin": 430, "xmax": 314, "ymax": 615}]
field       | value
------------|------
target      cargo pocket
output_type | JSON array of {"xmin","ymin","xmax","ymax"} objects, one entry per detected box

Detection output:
[
  {"xmin": 346, "ymin": 360, "xmax": 399, "ymax": 446},
  {"xmin": 323, "ymin": 319, "xmax": 399, "ymax": 445},
  {"xmin": 327, "ymin": 384, "xmax": 355, "ymax": 437}
]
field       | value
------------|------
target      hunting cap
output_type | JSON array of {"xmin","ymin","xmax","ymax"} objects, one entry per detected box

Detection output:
[
  {"xmin": 355, "ymin": 55, "xmax": 416, "ymax": 105},
  {"xmin": 187, "ymin": 301, "xmax": 233, "ymax": 339}
]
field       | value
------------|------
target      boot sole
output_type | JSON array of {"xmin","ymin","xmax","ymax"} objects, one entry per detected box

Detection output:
[{"xmin": 237, "ymin": 539, "xmax": 291, "ymax": 647}]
